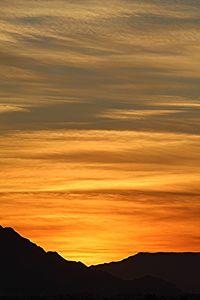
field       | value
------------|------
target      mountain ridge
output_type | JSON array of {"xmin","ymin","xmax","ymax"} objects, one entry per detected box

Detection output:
[
  {"xmin": 92, "ymin": 251, "xmax": 200, "ymax": 293},
  {"xmin": 92, "ymin": 251, "xmax": 200, "ymax": 267},
  {"xmin": 0, "ymin": 225, "xmax": 199, "ymax": 297}
]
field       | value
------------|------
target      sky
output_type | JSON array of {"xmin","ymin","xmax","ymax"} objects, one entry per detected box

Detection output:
[{"xmin": 0, "ymin": 0, "xmax": 200, "ymax": 265}]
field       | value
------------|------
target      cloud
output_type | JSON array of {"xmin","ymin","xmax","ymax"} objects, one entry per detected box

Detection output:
[
  {"xmin": 100, "ymin": 108, "xmax": 183, "ymax": 120},
  {"xmin": 0, "ymin": 129, "xmax": 199, "ymax": 193},
  {"xmin": 0, "ymin": 104, "xmax": 29, "ymax": 114},
  {"xmin": 0, "ymin": 0, "xmax": 200, "ymax": 116},
  {"xmin": 1, "ymin": 100, "xmax": 199, "ymax": 135}
]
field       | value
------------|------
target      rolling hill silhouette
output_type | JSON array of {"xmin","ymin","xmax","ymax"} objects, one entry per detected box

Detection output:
[
  {"xmin": 92, "ymin": 252, "xmax": 200, "ymax": 293},
  {"xmin": 0, "ymin": 226, "xmax": 198, "ymax": 297}
]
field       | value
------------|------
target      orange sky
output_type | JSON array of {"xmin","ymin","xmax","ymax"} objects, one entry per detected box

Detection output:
[
  {"xmin": 0, "ymin": 130, "xmax": 200, "ymax": 265},
  {"xmin": 0, "ymin": 0, "xmax": 200, "ymax": 265}
]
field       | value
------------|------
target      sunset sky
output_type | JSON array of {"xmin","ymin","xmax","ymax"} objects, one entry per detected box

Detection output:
[{"xmin": 0, "ymin": 0, "xmax": 200, "ymax": 265}]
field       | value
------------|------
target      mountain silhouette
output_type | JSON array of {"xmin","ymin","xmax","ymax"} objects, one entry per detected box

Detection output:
[
  {"xmin": 0, "ymin": 226, "xmax": 193, "ymax": 297},
  {"xmin": 0, "ymin": 225, "xmax": 123, "ymax": 296},
  {"xmin": 92, "ymin": 252, "xmax": 200, "ymax": 293}
]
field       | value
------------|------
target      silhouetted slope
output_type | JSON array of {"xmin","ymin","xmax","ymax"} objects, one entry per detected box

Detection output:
[
  {"xmin": 0, "ymin": 226, "xmax": 182, "ymax": 296},
  {"xmin": 92, "ymin": 252, "xmax": 200, "ymax": 293},
  {"xmin": 0, "ymin": 226, "xmax": 121, "ymax": 296}
]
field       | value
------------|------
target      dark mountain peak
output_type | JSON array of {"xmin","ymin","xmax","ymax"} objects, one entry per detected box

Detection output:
[
  {"xmin": 0, "ymin": 225, "xmax": 31, "ymax": 242},
  {"xmin": 0, "ymin": 226, "xmax": 19, "ymax": 236},
  {"xmin": 0, "ymin": 226, "xmax": 126, "ymax": 296},
  {"xmin": 0, "ymin": 225, "xmax": 46, "ymax": 257},
  {"xmin": 0, "ymin": 225, "xmax": 26, "ymax": 244},
  {"xmin": 0, "ymin": 226, "xmax": 88, "ymax": 269}
]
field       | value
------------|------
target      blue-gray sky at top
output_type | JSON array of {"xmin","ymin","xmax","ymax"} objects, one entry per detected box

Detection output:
[{"xmin": 0, "ymin": 0, "xmax": 200, "ymax": 133}]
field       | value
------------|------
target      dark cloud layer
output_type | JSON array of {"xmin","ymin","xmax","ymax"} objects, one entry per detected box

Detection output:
[{"xmin": 1, "ymin": 101, "xmax": 200, "ymax": 134}]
